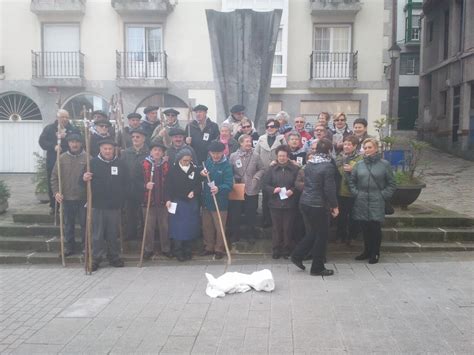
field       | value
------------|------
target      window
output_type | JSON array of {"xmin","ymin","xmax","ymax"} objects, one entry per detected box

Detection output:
[
  {"xmin": 427, "ymin": 21, "xmax": 434, "ymax": 44},
  {"xmin": 42, "ymin": 24, "xmax": 80, "ymax": 77},
  {"xmin": 0, "ymin": 93, "xmax": 42, "ymax": 121},
  {"xmin": 400, "ymin": 53, "xmax": 420, "ymax": 75},
  {"xmin": 272, "ymin": 29, "xmax": 283, "ymax": 75},
  {"xmin": 125, "ymin": 25, "xmax": 164, "ymax": 78},
  {"xmin": 411, "ymin": 15, "xmax": 421, "ymax": 40},
  {"xmin": 267, "ymin": 101, "xmax": 282, "ymax": 119},
  {"xmin": 63, "ymin": 93, "xmax": 109, "ymax": 121}
]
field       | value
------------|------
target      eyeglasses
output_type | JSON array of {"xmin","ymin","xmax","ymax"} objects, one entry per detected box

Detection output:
[
  {"xmin": 315, "ymin": 129, "xmax": 324, "ymax": 132},
  {"xmin": 334, "ymin": 119, "xmax": 346, "ymax": 122},
  {"xmin": 294, "ymin": 120, "xmax": 304, "ymax": 123},
  {"xmin": 266, "ymin": 125, "xmax": 276, "ymax": 129},
  {"xmin": 241, "ymin": 125, "xmax": 251, "ymax": 129}
]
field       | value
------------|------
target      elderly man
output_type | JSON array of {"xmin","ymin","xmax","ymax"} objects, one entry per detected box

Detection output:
[
  {"xmin": 89, "ymin": 117, "xmax": 112, "ymax": 157},
  {"xmin": 39, "ymin": 109, "xmax": 80, "ymax": 213},
  {"xmin": 166, "ymin": 128, "xmax": 198, "ymax": 164},
  {"xmin": 151, "ymin": 108, "xmax": 182, "ymax": 147},
  {"xmin": 140, "ymin": 106, "xmax": 160, "ymax": 138},
  {"xmin": 120, "ymin": 113, "xmax": 142, "ymax": 148},
  {"xmin": 223, "ymin": 104, "xmax": 249, "ymax": 135}
]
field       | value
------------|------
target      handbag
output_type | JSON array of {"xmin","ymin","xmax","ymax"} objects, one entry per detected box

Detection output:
[
  {"xmin": 364, "ymin": 162, "xmax": 395, "ymax": 215},
  {"xmin": 228, "ymin": 183, "xmax": 245, "ymax": 200}
]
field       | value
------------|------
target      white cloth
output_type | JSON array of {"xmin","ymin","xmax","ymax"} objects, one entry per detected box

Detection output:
[{"xmin": 205, "ymin": 269, "xmax": 275, "ymax": 298}]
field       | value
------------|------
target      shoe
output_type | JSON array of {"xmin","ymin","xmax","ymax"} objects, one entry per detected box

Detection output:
[
  {"xmin": 214, "ymin": 252, "xmax": 224, "ymax": 260},
  {"xmin": 368, "ymin": 255, "xmax": 379, "ymax": 264},
  {"xmin": 290, "ymin": 256, "xmax": 305, "ymax": 271},
  {"xmin": 110, "ymin": 259, "xmax": 125, "ymax": 267},
  {"xmin": 310, "ymin": 269, "xmax": 334, "ymax": 276},
  {"xmin": 162, "ymin": 251, "xmax": 173, "ymax": 259},
  {"xmin": 272, "ymin": 253, "xmax": 280, "ymax": 260},
  {"xmin": 91, "ymin": 262, "xmax": 100, "ymax": 272},
  {"xmin": 355, "ymin": 252, "xmax": 369, "ymax": 261},
  {"xmin": 281, "ymin": 254, "xmax": 290, "ymax": 260},
  {"xmin": 143, "ymin": 251, "xmax": 154, "ymax": 260},
  {"xmin": 199, "ymin": 250, "xmax": 214, "ymax": 256}
]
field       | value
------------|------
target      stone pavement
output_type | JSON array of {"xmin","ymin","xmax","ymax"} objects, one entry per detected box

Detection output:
[{"xmin": 0, "ymin": 253, "xmax": 473, "ymax": 354}]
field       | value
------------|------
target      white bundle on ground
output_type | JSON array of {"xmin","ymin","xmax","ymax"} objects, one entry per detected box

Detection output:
[{"xmin": 205, "ymin": 269, "xmax": 275, "ymax": 298}]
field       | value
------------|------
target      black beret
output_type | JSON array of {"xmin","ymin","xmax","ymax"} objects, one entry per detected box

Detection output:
[
  {"xmin": 208, "ymin": 141, "xmax": 225, "ymax": 152},
  {"xmin": 127, "ymin": 113, "xmax": 142, "ymax": 120},
  {"xmin": 94, "ymin": 117, "xmax": 112, "ymax": 127},
  {"xmin": 144, "ymin": 106, "xmax": 159, "ymax": 114},
  {"xmin": 169, "ymin": 128, "xmax": 186, "ymax": 137},
  {"xmin": 149, "ymin": 142, "xmax": 167, "ymax": 152},
  {"xmin": 129, "ymin": 128, "xmax": 147, "ymax": 136},
  {"xmin": 66, "ymin": 133, "xmax": 83, "ymax": 142},
  {"xmin": 92, "ymin": 110, "xmax": 108, "ymax": 119},
  {"xmin": 193, "ymin": 104, "xmax": 208, "ymax": 112},
  {"xmin": 98, "ymin": 138, "xmax": 116, "ymax": 147},
  {"xmin": 163, "ymin": 108, "xmax": 180, "ymax": 116},
  {"xmin": 230, "ymin": 104, "xmax": 246, "ymax": 113}
]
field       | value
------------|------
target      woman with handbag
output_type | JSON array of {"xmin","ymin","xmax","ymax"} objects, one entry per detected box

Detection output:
[
  {"xmin": 228, "ymin": 134, "xmax": 266, "ymax": 242},
  {"xmin": 347, "ymin": 138, "xmax": 396, "ymax": 264}
]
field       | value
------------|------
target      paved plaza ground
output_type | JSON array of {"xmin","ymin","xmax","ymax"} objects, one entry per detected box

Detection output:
[{"xmin": 0, "ymin": 252, "xmax": 473, "ymax": 354}]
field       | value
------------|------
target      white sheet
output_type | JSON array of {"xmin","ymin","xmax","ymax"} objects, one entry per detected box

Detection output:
[{"xmin": 205, "ymin": 269, "xmax": 275, "ymax": 298}]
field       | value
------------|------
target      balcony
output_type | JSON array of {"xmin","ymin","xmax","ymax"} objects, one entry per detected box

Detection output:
[
  {"xmin": 111, "ymin": 0, "xmax": 174, "ymax": 16},
  {"xmin": 406, "ymin": 28, "xmax": 421, "ymax": 45},
  {"xmin": 310, "ymin": 0, "xmax": 362, "ymax": 16},
  {"xmin": 30, "ymin": 0, "xmax": 86, "ymax": 16},
  {"xmin": 309, "ymin": 51, "xmax": 358, "ymax": 88},
  {"xmin": 116, "ymin": 51, "xmax": 168, "ymax": 89},
  {"xmin": 31, "ymin": 51, "xmax": 85, "ymax": 87}
]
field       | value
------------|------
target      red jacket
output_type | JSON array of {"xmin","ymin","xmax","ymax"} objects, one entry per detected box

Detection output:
[{"xmin": 142, "ymin": 158, "xmax": 169, "ymax": 206}]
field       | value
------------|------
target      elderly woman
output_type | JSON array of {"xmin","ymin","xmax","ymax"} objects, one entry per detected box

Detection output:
[
  {"xmin": 291, "ymin": 138, "xmax": 339, "ymax": 276},
  {"xmin": 228, "ymin": 134, "xmax": 265, "ymax": 242},
  {"xmin": 262, "ymin": 145, "xmax": 300, "ymax": 259},
  {"xmin": 292, "ymin": 116, "xmax": 312, "ymax": 148},
  {"xmin": 275, "ymin": 111, "xmax": 292, "ymax": 135},
  {"xmin": 165, "ymin": 149, "xmax": 202, "ymax": 262},
  {"xmin": 330, "ymin": 112, "xmax": 353, "ymax": 154},
  {"xmin": 347, "ymin": 138, "xmax": 396, "ymax": 264},
  {"xmin": 215, "ymin": 123, "xmax": 239, "ymax": 158},
  {"xmin": 234, "ymin": 117, "xmax": 260, "ymax": 147}
]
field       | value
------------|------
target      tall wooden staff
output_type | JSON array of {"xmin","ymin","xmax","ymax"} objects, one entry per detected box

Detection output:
[
  {"xmin": 53, "ymin": 95, "xmax": 62, "ymax": 227},
  {"xmin": 202, "ymin": 162, "xmax": 231, "ymax": 269},
  {"xmin": 114, "ymin": 93, "xmax": 126, "ymax": 253},
  {"xmin": 138, "ymin": 162, "xmax": 155, "ymax": 268},
  {"xmin": 83, "ymin": 106, "xmax": 93, "ymax": 275},
  {"xmin": 56, "ymin": 120, "xmax": 66, "ymax": 267},
  {"xmin": 187, "ymin": 103, "xmax": 193, "ymax": 138}
]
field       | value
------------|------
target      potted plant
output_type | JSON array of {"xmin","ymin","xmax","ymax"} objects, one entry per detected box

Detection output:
[
  {"xmin": 0, "ymin": 180, "xmax": 10, "ymax": 214},
  {"xmin": 33, "ymin": 152, "xmax": 50, "ymax": 203}
]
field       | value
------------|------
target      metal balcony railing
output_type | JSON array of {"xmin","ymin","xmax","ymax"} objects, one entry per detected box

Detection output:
[
  {"xmin": 116, "ymin": 51, "xmax": 167, "ymax": 79},
  {"xmin": 31, "ymin": 51, "xmax": 84, "ymax": 78},
  {"xmin": 310, "ymin": 51, "xmax": 358, "ymax": 80},
  {"xmin": 410, "ymin": 27, "xmax": 421, "ymax": 41}
]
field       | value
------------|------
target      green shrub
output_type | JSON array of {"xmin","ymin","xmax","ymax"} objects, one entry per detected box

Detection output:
[
  {"xmin": 0, "ymin": 180, "xmax": 10, "ymax": 201},
  {"xmin": 32, "ymin": 152, "xmax": 49, "ymax": 194}
]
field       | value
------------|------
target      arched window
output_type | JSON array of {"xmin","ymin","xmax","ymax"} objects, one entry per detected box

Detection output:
[
  {"xmin": 62, "ymin": 92, "xmax": 110, "ymax": 120},
  {"xmin": 0, "ymin": 92, "xmax": 42, "ymax": 121}
]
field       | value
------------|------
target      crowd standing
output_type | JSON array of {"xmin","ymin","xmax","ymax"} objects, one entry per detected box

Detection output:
[{"xmin": 41, "ymin": 105, "xmax": 396, "ymax": 274}]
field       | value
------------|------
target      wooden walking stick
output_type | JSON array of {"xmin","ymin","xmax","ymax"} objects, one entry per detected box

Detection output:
[
  {"xmin": 202, "ymin": 162, "xmax": 232, "ymax": 269},
  {"xmin": 83, "ymin": 107, "xmax": 93, "ymax": 275},
  {"xmin": 138, "ymin": 162, "xmax": 155, "ymax": 268},
  {"xmin": 56, "ymin": 120, "xmax": 66, "ymax": 267},
  {"xmin": 187, "ymin": 103, "xmax": 193, "ymax": 138}
]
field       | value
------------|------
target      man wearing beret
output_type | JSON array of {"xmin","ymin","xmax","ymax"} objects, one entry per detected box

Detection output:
[
  {"xmin": 119, "ymin": 113, "xmax": 142, "ymax": 148},
  {"xmin": 151, "ymin": 108, "xmax": 182, "ymax": 147},
  {"xmin": 166, "ymin": 128, "xmax": 198, "ymax": 164},
  {"xmin": 185, "ymin": 104, "xmax": 219, "ymax": 167},
  {"xmin": 223, "ymin": 104, "xmax": 253, "ymax": 136},
  {"xmin": 91, "ymin": 110, "xmax": 115, "ymax": 139},
  {"xmin": 51, "ymin": 133, "xmax": 87, "ymax": 256},
  {"xmin": 120, "ymin": 128, "xmax": 149, "ymax": 241},
  {"xmin": 89, "ymin": 117, "xmax": 113, "ymax": 157},
  {"xmin": 83, "ymin": 139, "xmax": 128, "ymax": 271},
  {"xmin": 200, "ymin": 141, "xmax": 233, "ymax": 260},
  {"xmin": 141, "ymin": 106, "xmax": 160, "ymax": 138}
]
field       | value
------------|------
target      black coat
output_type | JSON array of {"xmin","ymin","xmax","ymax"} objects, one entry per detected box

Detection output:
[
  {"xmin": 300, "ymin": 160, "xmax": 338, "ymax": 209},
  {"xmin": 262, "ymin": 162, "xmax": 300, "ymax": 209},
  {"xmin": 185, "ymin": 118, "xmax": 220, "ymax": 165},
  {"xmin": 165, "ymin": 163, "xmax": 202, "ymax": 202},
  {"xmin": 38, "ymin": 120, "xmax": 80, "ymax": 169},
  {"xmin": 120, "ymin": 146, "xmax": 149, "ymax": 201}
]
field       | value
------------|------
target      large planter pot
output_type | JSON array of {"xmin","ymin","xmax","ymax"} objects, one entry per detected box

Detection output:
[
  {"xmin": 390, "ymin": 183, "xmax": 426, "ymax": 209},
  {"xmin": 35, "ymin": 192, "xmax": 50, "ymax": 203},
  {"xmin": 0, "ymin": 199, "xmax": 8, "ymax": 214}
]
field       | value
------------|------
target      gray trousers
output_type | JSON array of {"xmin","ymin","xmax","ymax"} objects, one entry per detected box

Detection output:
[
  {"xmin": 92, "ymin": 208, "xmax": 121, "ymax": 262},
  {"xmin": 142, "ymin": 205, "xmax": 171, "ymax": 253}
]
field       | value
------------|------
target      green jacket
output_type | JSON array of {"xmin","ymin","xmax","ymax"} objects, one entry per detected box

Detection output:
[
  {"xmin": 347, "ymin": 154, "xmax": 396, "ymax": 222},
  {"xmin": 336, "ymin": 152, "xmax": 362, "ymax": 197},
  {"xmin": 202, "ymin": 156, "xmax": 234, "ymax": 211}
]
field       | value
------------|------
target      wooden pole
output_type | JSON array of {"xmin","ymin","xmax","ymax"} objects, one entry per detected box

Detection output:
[
  {"xmin": 83, "ymin": 107, "xmax": 93, "ymax": 275},
  {"xmin": 138, "ymin": 163, "xmax": 155, "ymax": 268},
  {"xmin": 202, "ymin": 162, "xmax": 231, "ymax": 269},
  {"xmin": 187, "ymin": 103, "xmax": 192, "ymax": 138},
  {"xmin": 57, "ymin": 120, "xmax": 66, "ymax": 267}
]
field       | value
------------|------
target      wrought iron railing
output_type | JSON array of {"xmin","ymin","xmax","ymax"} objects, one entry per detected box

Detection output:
[
  {"xmin": 116, "ymin": 51, "xmax": 167, "ymax": 79},
  {"xmin": 310, "ymin": 51, "xmax": 357, "ymax": 80},
  {"xmin": 409, "ymin": 27, "xmax": 421, "ymax": 41},
  {"xmin": 31, "ymin": 51, "xmax": 84, "ymax": 78}
]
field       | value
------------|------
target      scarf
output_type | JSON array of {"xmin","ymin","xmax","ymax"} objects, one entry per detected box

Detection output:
[
  {"xmin": 145, "ymin": 155, "xmax": 164, "ymax": 167},
  {"xmin": 219, "ymin": 136, "xmax": 230, "ymax": 157},
  {"xmin": 309, "ymin": 153, "xmax": 332, "ymax": 164},
  {"xmin": 237, "ymin": 148, "xmax": 252, "ymax": 158},
  {"xmin": 179, "ymin": 163, "xmax": 190, "ymax": 173},
  {"xmin": 334, "ymin": 125, "xmax": 348, "ymax": 136},
  {"xmin": 363, "ymin": 153, "xmax": 381, "ymax": 164},
  {"xmin": 91, "ymin": 126, "xmax": 109, "ymax": 138}
]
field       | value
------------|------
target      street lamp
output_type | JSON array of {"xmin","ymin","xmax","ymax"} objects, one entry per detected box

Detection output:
[{"xmin": 388, "ymin": 43, "xmax": 401, "ymax": 60}]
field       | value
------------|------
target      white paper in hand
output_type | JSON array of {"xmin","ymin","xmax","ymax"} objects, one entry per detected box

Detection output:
[
  {"xmin": 207, "ymin": 181, "xmax": 216, "ymax": 188},
  {"xmin": 168, "ymin": 202, "xmax": 177, "ymax": 214},
  {"xmin": 279, "ymin": 187, "xmax": 288, "ymax": 200}
]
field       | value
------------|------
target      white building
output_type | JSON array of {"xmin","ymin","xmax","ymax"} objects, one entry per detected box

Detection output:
[{"xmin": 0, "ymin": 0, "xmax": 393, "ymax": 172}]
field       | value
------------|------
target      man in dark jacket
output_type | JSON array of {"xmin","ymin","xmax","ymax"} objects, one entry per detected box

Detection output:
[
  {"xmin": 39, "ymin": 109, "xmax": 80, "ymax": 212},
  {"xmin": 291, "ymin": 138, "xmax": 339, "ymax": 277},
  {"xmin": 166, "ymin": 128, "xmax": 198, "ymax": 164},
  {"xmin": 83, "ymin": 139, "xmax": 128, "ymax": 271},
  {"xmin": 151, "ymin": 108, "xmax": 182, "ymax": 147},
  {"xmin": 119, "ymin": 113, "xmax": 142, "ymax": 148},
  {"xmin": 120, "ymin": 128, "xmax": 149, "ymax": 241},
  {"xmin": 141, "ymin": 106, "xmax": 160, "ymax": 138},
  {"xmin": 185, "ymin": 104, "xmax": 219, "ymax": 167}
]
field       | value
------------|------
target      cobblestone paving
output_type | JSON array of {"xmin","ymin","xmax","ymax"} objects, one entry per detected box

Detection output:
[{"xmin": 0, "ymin": 253, "xmax": 472, "ymax": 354}]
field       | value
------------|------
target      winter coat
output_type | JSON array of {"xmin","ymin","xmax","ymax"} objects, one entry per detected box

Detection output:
[
  {"xmin": 234, "ymin": 130, "xmax": 260, "ymax": 148},
  {"xmin": 142, "ymin": 157, "xmax": 169, "ymax": 207},
  {"xmin": 38, "ymin": 120, "xmax": 80, "ymax": 170},
  {"xmin": 330, "ymin": 125, "xmax": 353, "ymax": 154},
  {"xmin": 299, "ymin": 157, "xmax": 338, "ymax": 209},
  {"xmin": 255, "ymin": 134, "xmax": 287, "ymax": 168},
  {"xmin": 185, "ymin": 118, "xmax": 220, "ymax": 166},
  {"xmin": 140, "ymin": 119, "xmax": 160, "ymax": 139},
  {"xmin": 335, "ymin": 151, "xmax": 362, "ymax": 197},
  {"xmin": 202, "ymin": 156, "xmax": 233, "ymax": 211},
  {"xmin": 262, "ymin": 162, "xmax": 300, "ymax": 209},
  {"xmin": 229, "ymin": 149, "xmax": 265, "ymax": 196},
  {"xmin": 89, "ymin": 130, "xmax": 111, "ymax": 157},
  {"xmin": 347, "ymin": 154, "xmax": 396, "ymax": 222},
  {"xmin": 289, "ymin": 147, "xmax": 307, "ymax": 166},
  {"xmin": 120, "ymin": 145, "xmax": 149, "ymax": 201},
  {"xmin": 51, "ymin": 150, "xmax": 87, "ymax": 201},
  {"xmin": 165, "ymin": 162, "xmax": 202, "ymax": 202}
]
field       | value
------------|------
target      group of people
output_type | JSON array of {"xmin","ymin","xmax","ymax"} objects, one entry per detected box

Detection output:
[{"xmin": 39, "ymin": 104, "xmax": 396, "ymax": 275}]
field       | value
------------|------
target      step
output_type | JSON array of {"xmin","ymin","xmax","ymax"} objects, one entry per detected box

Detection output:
[
  {"xmin": 382, "ymin": 227, "xmax": 474, "ymax": 242},
  {"xmin": 383, "ymin": 215, "xmax": 473, "ymax": 228},
  {"xmin": 0, "ymin": 223, "xmax": 79, "ymax": 237},
  {"xmin": 12, "ymin": 212, "xmax": 54, "ymax": 224}
]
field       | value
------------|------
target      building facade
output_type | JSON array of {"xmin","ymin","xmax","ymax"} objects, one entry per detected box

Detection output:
[
  {"xmin": 0, "ymin": 0, "xmax": 392, "ymax": 172},
  {"xmin": 418, "ymin": 0, "xmax": 474, "ymax": 159}
]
